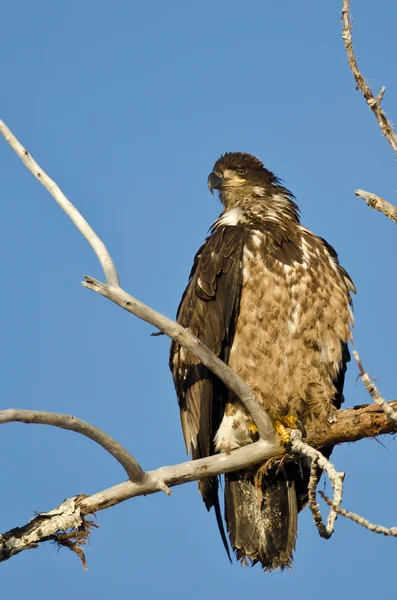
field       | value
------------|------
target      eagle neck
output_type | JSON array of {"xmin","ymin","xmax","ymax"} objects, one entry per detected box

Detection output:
[{"xmin": 218, "ymin": 194, "xmax": 300, "ymax": 232}]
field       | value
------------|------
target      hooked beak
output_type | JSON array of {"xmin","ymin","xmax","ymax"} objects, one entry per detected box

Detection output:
[{"xmin": 207, "ymin": 171, "xmax": 223, "ymax": 195}]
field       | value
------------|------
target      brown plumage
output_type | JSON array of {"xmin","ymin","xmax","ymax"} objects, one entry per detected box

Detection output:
[{"xmin": 170, "ymin": 152, "xmax": 355, "ymax": 571}]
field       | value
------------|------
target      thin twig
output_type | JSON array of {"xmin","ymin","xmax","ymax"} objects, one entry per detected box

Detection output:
[
  {"xmin": 341, "ymin": 0, "xmax": 397, "ymax": 156},
  {"xmin": 355, "ymin": 189, "xmax": 397, "ymax": 225},
  {"xmin": 320, "ymin": 493, "xmax": 397, "ymax": 537},
  {"xmin": 353, "ymin": 351, "xmax": 397, "ymax": 424},
  {"xmin": 0, "ymin": 120, "xmax": 119, "ymax": 286},
  {"xmin": 0, "ymin": 409, "xmax": 145, "ymax": 482},
  {"xmin": 307, "ymin": 459, "xmax": 329, "ymax": 538},
  {"xmin": 291, "ymin": 431, "xmax": 345, "ymax": 539}
]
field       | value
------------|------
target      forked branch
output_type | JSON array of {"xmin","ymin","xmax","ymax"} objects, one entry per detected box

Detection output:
[
  {"xmin": 1, "ymin": 399, "xmax": 396, "ymax": 564},
  {"xmin": 342, "ymin": 1, "xmax": 397, "ymax": 225},
  {"xmin": 342, "ymin": 0, "xmax": 397, "ymax": 156}
]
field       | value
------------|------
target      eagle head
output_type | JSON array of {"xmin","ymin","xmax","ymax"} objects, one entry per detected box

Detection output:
[{"xmin": 207, "ymin": 152, "xmax": 282, "ymax": 209}]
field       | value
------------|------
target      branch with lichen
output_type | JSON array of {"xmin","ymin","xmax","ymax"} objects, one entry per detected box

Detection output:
[
  {"xmin": 320, "ymin": 492, "xmax": 397, "ymax": 538},
  {"xmin": 355, "ymin": 190, "xmax": 397, "ymax": 226},
  {"xmin": 342, "ymin": 0, "xmax": 397, "ymax": 156},
  {"xmin": 291, "ymin": 431, "xmax": 344, "ymax": 539}
]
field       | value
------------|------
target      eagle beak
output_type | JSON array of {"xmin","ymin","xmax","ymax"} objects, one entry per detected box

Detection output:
[{"xmin": 207, "ymin": 171, "xmax": 223, "ymax": 195}]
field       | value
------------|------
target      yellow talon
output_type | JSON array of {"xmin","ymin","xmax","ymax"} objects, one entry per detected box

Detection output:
[
  {"xmin": 248, "ymin": 423, "xmax": 258, "ymax": 434},
  {"xmin": 274, "ymin": 420, "xmax": 291, "ymax": 445},
  {"xmin": 283, "ymin": 415, "xmax": 300, "ymax": 430},
  {"xmin": 274, "ymin": 415, "xmax": 302, "ymax": 445},
  {"xmin": 248, "ymin": 423, "xmax": 259, "ymax": 441}
]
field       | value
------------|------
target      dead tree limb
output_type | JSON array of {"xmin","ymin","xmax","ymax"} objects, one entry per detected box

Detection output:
[
  {"xmin": 291, "ymin": 431, "xmax": 345, "ymax": 539},
  {"xmin": 353, "ymin": 352, "xmax": 397, "ymax": 424},
  {"xmin": 342, "ymin": 0, "xmax": 397, "ymax": 156},
  {"xmin": 0, "ymin": 120, "xmax": 119, "ymax": 286},
  {"xmin": 320, "ymin": 492, "xmax": 397, "ymax": 538},
  {"xmin": 0, "ymin": 409, "xmax": 144, "ymax": 482},
  {"xmin": 354, "ymin": 190, "xmax": 397, "ymax": 225},
  {"xmin": 1, "ymin": 399, "xmax": 396, "ymax": 565},
  {"xmin": 342, "ymin": 1, "xmax": 397, "ymax": 224}
]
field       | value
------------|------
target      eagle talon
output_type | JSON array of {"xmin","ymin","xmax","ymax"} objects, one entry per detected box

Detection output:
[
  {"xmin": 296, "ymin": 419, "xmax": 307, "ymax": 438},
  {"xmin": 247, "ymin": 423, "xmax": 259, "ymax": 441},
  {"xmin": 274, "ymin": 420, "xmax": 292, "ymax": 445},
  {"xmin": 274, "ymin": 415, "xmax": 306, "ymax": 446}
]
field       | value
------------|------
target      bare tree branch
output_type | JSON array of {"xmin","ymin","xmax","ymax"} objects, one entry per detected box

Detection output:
[
  {"xmin": 353, "ymin": 351, "xmax": 397, "ymax": 425},
  {"xmin": 0, "ymin": 409, "xmax": 144, "ymax": 482},
  {"xmin": 291, "ymin": 431, "xmax": 344, "ymax": 539},
  {"xmin": 1, "ymin": 399, "xmax": 396, "ymax": 564},
  {"xmin": 0, "ymin": 440, "xmax": 283, "ymax": 565},
  {"xmin": 320, "ymin": 493, "xmax": 397, "ymax": 538},
  {"xmin": 0, "ymin": 120, "xmax": 119, "ymax": 286},
  {"xmin": 341, "ymin": 0, "xmax": 397, "ymax": 156},
  {"xmin": 0, "ymin": 496, "xmax": 97, "ymax": 567},
  {"xmin": 307, "ymin": 459, "xmax": 329, "ymax": 537},
  {"xmin": 355, "ymin": 189, "xmax": 397, "ymax": 225},
  {"xmin": 304, "ymin": 400, "xmax": 397, "ymax": 449}
]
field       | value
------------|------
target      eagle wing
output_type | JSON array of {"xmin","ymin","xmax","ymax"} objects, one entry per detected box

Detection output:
[
  {"xmin": 169, "ymin": 226, "xmax": 244, "ymax": 504},
  {"xmin": 170, "ymin": 225, "xmax": 354, "ymax": 465}
]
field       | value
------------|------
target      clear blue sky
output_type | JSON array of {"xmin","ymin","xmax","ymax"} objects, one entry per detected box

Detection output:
[{"xmin": 1, "ymin": 1, "xmax": 396, "ymax": 597}]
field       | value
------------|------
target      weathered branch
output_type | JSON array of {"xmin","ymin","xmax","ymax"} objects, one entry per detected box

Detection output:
[
  {"xmin": 320, "ymin": 493, "xmax": 397, "ymax": 538},
  {"xmin": 304, "ymin": 400, "xmax": 397, "ymax": 450},
  {"xmin": 0, "ymin": 495, "xmax": 98, "ymax": 568},
  {"xmin": 0, "ymin": 120, "xmax": 119, "ymax": 286},
  {"xmin": 294, "ymin": 432, "xmax": 344, "ymax": 539},
  {"xmin": 1, "ymin": 399, "xmax": 396, "ymax": 564},
  {"xmin": 0, "ymin": 409, "xmax": 144, "ymax": 482},
  {"xmin": 341, "ymin": 0, "xmax": 397, "ymax": 156},
  {"xmin": 355, "ymin": 189, "xmax": 397, "ymax": 225},
  {"xmin": 353, "ymin": 351, "xmax": 397, "ymax": 424}
]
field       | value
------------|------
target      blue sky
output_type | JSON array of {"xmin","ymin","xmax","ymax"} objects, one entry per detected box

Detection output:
[{"xmin": 1, "ymin": 0, "xmax": 396, "ymax": 597}]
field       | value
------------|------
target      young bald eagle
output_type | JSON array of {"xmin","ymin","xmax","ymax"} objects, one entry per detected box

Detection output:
[{"xmin": 169, "ymin": 152, "xmax": 355, "ymax": 571}]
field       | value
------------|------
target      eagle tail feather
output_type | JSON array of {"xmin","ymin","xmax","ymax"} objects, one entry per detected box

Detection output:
[
  {"xmin": 224, "ymin": 467, "xmax": 298, "ymax": 571},
  {"xmin": 214, "ymin": 492, "xmax": 232, "ymax": 563},
  {"xmin": 198, "ymin": 475, "xmax": 232, "ymax": 563}
]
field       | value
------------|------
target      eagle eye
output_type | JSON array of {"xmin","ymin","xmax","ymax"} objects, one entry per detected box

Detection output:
[{"xmin": 236, "ymin": 168, "xmax": 247, "ymax": 175}]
